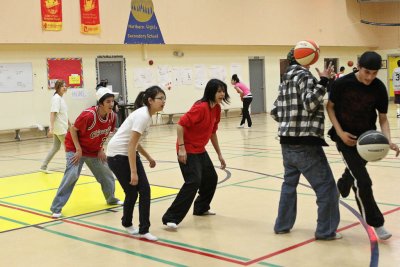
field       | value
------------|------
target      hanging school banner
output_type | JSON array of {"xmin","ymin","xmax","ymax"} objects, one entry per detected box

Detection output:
[
  {"xmin": 124, "ymin": 0, "xmax": 164, "ymax": 44},
  {"xmin": 80, "ymin": 0, "xmax": 101, "ymax": 34},
  {"xmin": 41, "ymin": 0, "xmax": 63, "ymax": 31}
]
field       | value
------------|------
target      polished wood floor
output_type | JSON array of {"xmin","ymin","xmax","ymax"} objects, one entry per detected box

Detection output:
[{"xmin": 1, "ymin": 105, "xmax": 399, "ymax": 267}]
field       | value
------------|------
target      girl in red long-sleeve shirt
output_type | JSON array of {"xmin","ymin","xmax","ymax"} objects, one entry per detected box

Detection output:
[{"xmin": 162, "ymin": 79, "xmax": 230, "ymax": 229}]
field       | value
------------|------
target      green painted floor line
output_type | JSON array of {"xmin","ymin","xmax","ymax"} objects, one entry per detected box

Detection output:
[
  {"xmin": 40, "ymin": 227, "xmax": 187, "ymax": 267},
  {"xmin": 62, "ymin": 218, "xmax": 252, "ymax": 262},
  {"xmin": 0, "ymin": 199, "xmax": 52, "ymax": 215},
  {"xmin": 258, "ymin": 262, "xmax": 283, "ymax": 267},
  {"xmin": 0, "ymin": 180, "xmax": 106, "ymax": 200},
  {"xmin": 45, "ymin": 217, "xmax": 281, "ymax": 266},
  {"xmin": 0, "ymin": 215, "xmax": 30, "ymax": 226},
  {"xmin": 234, "ymin": 184, "xmax": 311, "ymax": 196},
  {"xmin": 233, "ymin": 184, "xmax": 400, "ymax": 207}
]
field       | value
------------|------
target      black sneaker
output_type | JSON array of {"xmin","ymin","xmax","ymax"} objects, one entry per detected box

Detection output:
[{"xmin": 337, "ymin": 178, "xmax": 353, "ymax": 198}]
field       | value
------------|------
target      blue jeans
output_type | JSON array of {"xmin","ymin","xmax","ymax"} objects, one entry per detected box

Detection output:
[
  {"xmin": 274, "ymin": 145, "xmax": 340, "ymax": 238},
  {"xmin": 50, "ymin": 152, "xmax": 120, "ymax": 213}
]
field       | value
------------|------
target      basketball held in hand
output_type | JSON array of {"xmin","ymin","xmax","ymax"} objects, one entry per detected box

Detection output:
[
  {"xmin": 293, "ymin": 40, "xmax": 320, "ymax": 66},
  {"xmin": 356, "ymin": 130, "xmax": 390, "ymax": 162}
]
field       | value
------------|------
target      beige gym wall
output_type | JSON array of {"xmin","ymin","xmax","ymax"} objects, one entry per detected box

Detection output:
[{"xmin": 0, "ymin": 0, "xmax": 398, "ymax": 131}]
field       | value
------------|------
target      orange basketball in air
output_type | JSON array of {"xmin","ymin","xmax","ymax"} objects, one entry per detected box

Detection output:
[
  {"xmin": 347, "ymin": 60, "xmax": 354, "ymax": 67},
  {"xmin": 293, "ymin": 40, "xmax": 320, "ymax": 66}
]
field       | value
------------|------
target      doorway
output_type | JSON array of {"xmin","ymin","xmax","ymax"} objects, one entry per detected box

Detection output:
[
  {"xmin": 249, "ymin": 57, "xmax": 266, "ymax": 113},
  {"xmin": 96, "ymin": 56, "xmax": 127, "ymax": 104}
]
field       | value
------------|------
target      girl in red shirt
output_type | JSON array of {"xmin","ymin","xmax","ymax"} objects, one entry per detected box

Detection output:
[{"xmin": 162, "ymin": 79, "xmax": 230, "ymax": 229}]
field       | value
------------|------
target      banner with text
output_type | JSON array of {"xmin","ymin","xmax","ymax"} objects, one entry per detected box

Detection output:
[
  {"xmin": 124, "ymin": 0, "xmax": 164, "ymax": 44},
  {"xmin": 80, "ymin": 0, "xmax": 101, "ymax": 34},
  {"xmin": 41, "ymin": 0, "xmax": 62, "ymax": 31}
]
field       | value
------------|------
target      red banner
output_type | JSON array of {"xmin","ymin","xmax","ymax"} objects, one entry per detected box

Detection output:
[
  {"xmin": 41, "ymin": 0, "xmax": 62, "ymax": 31},
  {"xmin": 80, "ymin": 0, "xmax": 101, "ymax": 34}
]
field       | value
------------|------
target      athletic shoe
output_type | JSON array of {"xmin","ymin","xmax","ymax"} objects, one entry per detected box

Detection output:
[
  {"xmin": 397, "ymin": 113, "xmax": 400, "ymax": 118},
  {"xmin": 193, "ymin": 210, "xmax": 216, "ymax": 216},
  {"xmin": 275, "ymin": 230, "xmax": 290, "ymax": 234},
  {"xmin": 140, "ymin": 232, "xmax": 158, "ymax": 241},
  {"xmin": 124, "ymin": 226, "xmax": 139, "ymax": 235},
  {"xmin": 51, "ymin": 212, "xmax": 62, "ymax": 218},
  {"xmin": 39, "ymin": 168, "xmax": 53, "ymax": 174},
  {"xmin": 244, "ymin": 125, "xmax": 252, "ymax": 129},
  {"xmin": 316, "ymin": 233, "xmax": 343, "ymax": 241},
  {"xmin": 108, "ymin": 200, "xmax": 124, "ymax": 205},
  {"xmin": 374, "ymin": 226, "xmax": 392, "ymax": 240},
  {"xmin": 337, "ymin": 177, "xmax": 352, "ymax": 198},
  {"xmin": 166, "ymin": 222, "xmax": 178, "ymax": 229},
  {"xmin": 237, "ymin": 124, "xmax": 244, "ymax": 128}
]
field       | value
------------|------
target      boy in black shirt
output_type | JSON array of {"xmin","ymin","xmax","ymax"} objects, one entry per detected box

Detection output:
[{"xmin": 327, "ymin": 51, "xmax": 399, "ymax": 240}]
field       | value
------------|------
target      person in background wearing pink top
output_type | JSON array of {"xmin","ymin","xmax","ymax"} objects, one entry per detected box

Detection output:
[{"xmin": 231, "ymin": 74, "xmax": 253, "ymax": 128}]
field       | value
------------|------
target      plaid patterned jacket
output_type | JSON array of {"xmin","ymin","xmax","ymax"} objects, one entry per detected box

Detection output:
[{"xmin": 270, "ymin": 64, "xmax": 327, "ymax": 139}]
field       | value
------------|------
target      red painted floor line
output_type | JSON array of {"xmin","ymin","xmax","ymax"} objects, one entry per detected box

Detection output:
[
  {"xmin": 2, "ymin": 203, "xmax": 399, "ymax": 266},
  {"xmin": 245, "ymin": 206, "xmax": 400, "ymax": 266},
  {"xmin": 0, "ymin": 203, "xmax": 246, "ymax": 265}
]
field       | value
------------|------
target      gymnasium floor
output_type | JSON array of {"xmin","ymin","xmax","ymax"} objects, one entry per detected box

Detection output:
[{"xmin": 0, "ymin": 105, "xmax": 399, "ymax": 267}]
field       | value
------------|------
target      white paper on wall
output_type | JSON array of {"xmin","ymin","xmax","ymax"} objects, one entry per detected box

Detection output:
[
  {"xmin": 208, "ymin": 65, "xmax": 227, "ymax": 81},
  {"xmin": 171, "ymin": 67, "xmax": 182, "ymax": 87},
  {"xmin": 0, "ymin": 63, "xmax": 33, "ymax": 93},
  {"xmin": 133, "ymin": 67, "xmax": 155, "ymax": 88},
  {"xmin": 230, "ymin": 63, "xmax": 243, "ymax": 79},
  {"xmin": 70, "ymin": 88, "xmax": 87, "ymax": 99},
  {"xmin": 181, "ymin": 68, "xmax": 193, "ymax": 85},
  {"xmin": 194, "ymin": 64, "xmax": 207, "ymax": 89},
  {"xmin": 157, "ymin": 65, "xmax": 172, "ymax": 89}
]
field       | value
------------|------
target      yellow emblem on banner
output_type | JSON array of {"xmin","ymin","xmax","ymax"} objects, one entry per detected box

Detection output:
[
  {"xmin": 131, "ymin": 0, "xmax": 154, "ymax": 22},
  {"xmin": 69, "ymin": 75, "xmax": 81, "ymax": 85},
  {"xmin": 83, "ymin": 0, "xmax": 95, "ymax": 12}
]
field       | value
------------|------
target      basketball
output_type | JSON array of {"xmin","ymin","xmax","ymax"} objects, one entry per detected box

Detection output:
[
  {"xmin": 356, "ymin": 130, "xmax": 390, "ymax": 162},
  {"xmin": 347, "ymin": 60, "xmax": 354, "ymax": 67},
  {"xmin": 293, "ymin": 40, "xmax": 320, "ymax": 66}
]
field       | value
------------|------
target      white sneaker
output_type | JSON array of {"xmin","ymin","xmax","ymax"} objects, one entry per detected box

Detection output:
[
  {"xmin": 237, "ymin": 124, "xmax": 244, "ymax": 128},
  {"xmin": 244, "ymin": 125, "xmax": 252, "ymax": 129},
  {"xmin": 116, "ymin": 200, "xmax": 124, "ymax": 205},
  {"xmin": 140, "ymin": 232, "xmax": 158, "ymax": 241},
  {"xmin": 39, "ymin": 168, "xmax": 53, "ymax": 174},
  {"xmin": 51, "ymin": 212, "xmax": 62, "ymax": 218},
  {"xmin": 374, "ymin": 226, "xmax": 392, "ymax": 240},
  {"xmin": 166, "ymin": 222, "xmax": 178, "ymax": 229},
  {"xmin": 124, "ymin": 226, "xmax": 139, "ymax": 235}
]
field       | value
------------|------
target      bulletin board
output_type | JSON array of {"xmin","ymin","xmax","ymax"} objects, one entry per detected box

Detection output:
[{"xmin": 47, "ymin": 58, "xmax": 83, "ymax": 89}]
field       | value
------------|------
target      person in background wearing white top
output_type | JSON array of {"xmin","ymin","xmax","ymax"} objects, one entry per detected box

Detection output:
[
  {"xmin": 231, "ymin": 74, "xmax": 253, "ymax": 128},
  {"xmin": 392, "ymin": 60, "xmax": 400, "ymax": 118},
  {"xmin": 40, "ymin": 80, "xmax": 70, "ymax": 173},
  {"xmin": 106, "ymin": 86, "xmax": 166, "ymax": 241}
]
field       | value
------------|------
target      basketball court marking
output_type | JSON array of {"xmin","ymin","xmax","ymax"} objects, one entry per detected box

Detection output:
[{"xmin": 0, "ymin": 171, "xmax": 179, "ymax": 232}]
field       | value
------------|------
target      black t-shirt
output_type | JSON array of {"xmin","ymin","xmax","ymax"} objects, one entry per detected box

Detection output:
[{"xmin": 329, "ymin": 73, "xmax": 388, "ymax": 138}]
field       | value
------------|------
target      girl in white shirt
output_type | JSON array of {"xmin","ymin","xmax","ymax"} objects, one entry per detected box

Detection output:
[
  {"xmin": 106, "ymin": 86, "xmax": 166, "ymax": 241},
  {"xmin": 40, "ymin": 80, "xmax": 70, "ymax": 173}
]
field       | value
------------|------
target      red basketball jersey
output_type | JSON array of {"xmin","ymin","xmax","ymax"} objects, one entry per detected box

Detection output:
[{"xmin": 65, "ymin": 106, "xmax": 116, "ymax": 157}]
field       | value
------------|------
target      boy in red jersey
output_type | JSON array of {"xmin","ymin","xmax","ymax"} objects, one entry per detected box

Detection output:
[{"xmin": 50, "ymin": 87, "xmax": 122, "ymax": 218}]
